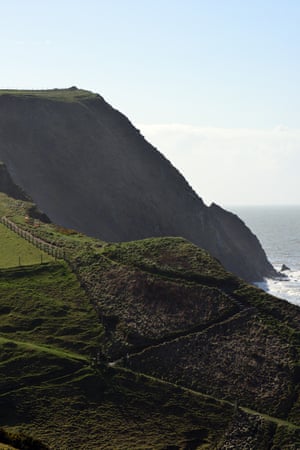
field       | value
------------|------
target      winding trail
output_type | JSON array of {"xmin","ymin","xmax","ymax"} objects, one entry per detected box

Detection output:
[{"xmin": 113, "ymin": 364, "xmax": 300, "ymax": 430}]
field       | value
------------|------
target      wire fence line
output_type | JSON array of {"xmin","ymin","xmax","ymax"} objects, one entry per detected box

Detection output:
[{"xmin": 1, "ymin": 216, "xmax": 65, "ymax": 260}]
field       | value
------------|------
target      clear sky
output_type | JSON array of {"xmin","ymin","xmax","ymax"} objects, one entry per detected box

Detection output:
[{"xmin": 1, "ymin": 0, "xmax": 300, "ymax": 205}]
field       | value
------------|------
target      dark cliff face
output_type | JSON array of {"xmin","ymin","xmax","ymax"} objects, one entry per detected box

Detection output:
[
  {"xmin": 0, "ymin": 88, "xmax": 277, "ymax": 281},
  {"xmin": 0, "ymin": 162, "xmax": 29, "ymax": 201},
  {"xmin": 207, "ymin": 203, "xmax": 277, "ymax": 281}
]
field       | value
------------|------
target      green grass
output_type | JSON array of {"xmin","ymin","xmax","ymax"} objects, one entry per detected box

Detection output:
[
  {"xmin": 0, "ymin": 263, "xmax": 103, "ymax": 355},
  {"xmin": 0, "ymin": 87, "xmax": 99, "ymax": 103},
  {"xmin": 0, "ymin": 345, "xmax": 235, "ymax": 450},
  {"xmin": 0, "ymin": 338, "xmax": 85, "ymax": 398},
  {"xmin": 103, "ymin": 237, "xmax": 223, "ymax": 275},
  {"xmin": 0, "ymin": 369, "xmax": 227, "ymax": 449},
  {"xmin": 0, "ymin": 224, "xmax": 53, "ymax": 268},
  {"xmin": 0, "ymin": 192, "xmax": 104, "ymax": 263},
  {"xmin": 0, "ymin": 336, "xmax": 87, "ymax": 362},
  {"xmin": 0, "ymin": 193, "xmax": 32, "ymax": 218},
  {"xmin": 1, "ymin": 194, "xmax": 300, "ymax": 447}
]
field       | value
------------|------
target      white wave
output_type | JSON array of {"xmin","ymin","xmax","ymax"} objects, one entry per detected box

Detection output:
[{"xmin": 256, "ymin": 269, "xmax": 300, "ymax": 307}]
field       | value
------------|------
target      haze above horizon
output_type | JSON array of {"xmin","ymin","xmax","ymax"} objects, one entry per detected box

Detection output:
[{"xmin": 1, "ymin": 0, "xmax": 299, "ymax": 206}]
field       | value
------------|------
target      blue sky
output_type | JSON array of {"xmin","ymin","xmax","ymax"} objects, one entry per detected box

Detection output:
[{"xmin": 1, "ymin": 0, "xmax": 300, "ymax": 204}]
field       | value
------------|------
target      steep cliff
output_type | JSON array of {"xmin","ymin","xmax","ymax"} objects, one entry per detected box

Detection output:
[
  {"xmin": 0, "ymin": 88, "xmax": 277, "ymax": 281},
  {"xmin": 0, "ymin": 161, "xmax": 29, "ymax": 201}
]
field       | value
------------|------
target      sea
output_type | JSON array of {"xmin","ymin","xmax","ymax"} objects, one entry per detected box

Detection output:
[{"xmin": 229, "ymin": 205, "xmax": 300, "ymax": 307}]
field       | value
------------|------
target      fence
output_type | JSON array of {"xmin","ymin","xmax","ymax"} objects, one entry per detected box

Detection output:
[{"xmin": 1, "ymin": 216, "xmax": 65, "ymax": 260}]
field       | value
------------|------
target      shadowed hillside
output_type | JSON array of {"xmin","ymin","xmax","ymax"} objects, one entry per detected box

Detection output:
[{"xmin": 0, "ymin": 87, "xmax": 277, "ymax": 281}]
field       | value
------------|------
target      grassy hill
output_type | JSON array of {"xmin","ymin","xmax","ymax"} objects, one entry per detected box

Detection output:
[
  {"xmin": 0, "ymin": 224, "xmax": 53, "ymax": 268},
  {"xmin": 0, "ymin": 193, "xmax": 300, "ymax": 448},
  {"xmin": 0, "ymin": 87, "xmax": 99, "ymax": 103}
]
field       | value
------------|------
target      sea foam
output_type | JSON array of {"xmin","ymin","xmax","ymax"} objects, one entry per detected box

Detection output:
[
  {"xmin": 231, "ymin": 205, "xmax": 300, "ymax": 308},
  {"xmin": 256, "ymin": 267, "xmax": 300, "ymax": 307}
]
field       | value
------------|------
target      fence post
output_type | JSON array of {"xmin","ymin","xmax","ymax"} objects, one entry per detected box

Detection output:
[{"xmin": 1, "ymin": 216, "xmax": 65, "ymax": 262}]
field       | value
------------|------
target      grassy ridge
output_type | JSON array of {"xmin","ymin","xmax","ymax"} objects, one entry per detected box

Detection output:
[
  {"xmin": 0, "ymin": 88, "xmax": 98, "ymax": 103},
  {"xmin": 103, "ymin": 237, "xmax": 237, "ymax": 285}
]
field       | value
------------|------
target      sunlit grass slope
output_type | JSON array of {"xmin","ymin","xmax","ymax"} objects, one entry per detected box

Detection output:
[
  {"xmin": 0, "ymin": 224, "xmax": 53, "ymax": 268},
  {"xmin": 0, "ymin": 263, "xmax": 103, "ymax": 355}
]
